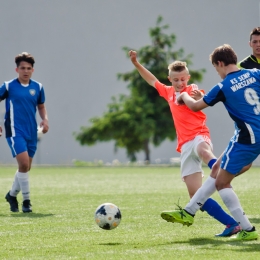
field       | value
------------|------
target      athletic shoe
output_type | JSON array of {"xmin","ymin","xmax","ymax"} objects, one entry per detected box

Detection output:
[
  {"xmin": 229, "ymin": 226, "xmax": 258, "ymax": 241},
  {"xmin": 5, "ymin": 191, "xmax": 19, "ymax": 212},
  {"xmin": 215, "ymin": 224, "xmax": 241, "ymax": 237},
  {"xmin": 161, "ymin": 208, "xmax": 194, "ymax": 226},
  {"xmin": 22, "ymin": 200, "xmax": 32, "ymax": 213}
]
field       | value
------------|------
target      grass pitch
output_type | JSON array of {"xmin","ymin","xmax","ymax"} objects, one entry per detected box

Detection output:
[{"xmin": 0, "ymin": 166, "xmax": 259, "ymax": 260}]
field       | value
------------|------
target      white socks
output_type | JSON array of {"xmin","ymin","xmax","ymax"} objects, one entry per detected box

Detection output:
[
  {"xmin": 185, "ymin": 176, "xmax": 216, "ymax": 215},
  {"xmin": 10, "ymin": 171, "xmax": 21, "ymax": 197},
  {"xmin": 218, "ymin": 188, "xmax": 253, "ymax": 231},
  {"xmin": 17, "ymin": 171, "xmax": 30, "ymax": 201}
]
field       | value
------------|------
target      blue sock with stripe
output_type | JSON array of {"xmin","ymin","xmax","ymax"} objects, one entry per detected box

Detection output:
[{"xmin": 201, "ymin": 198, "xmax": 237, "ymax": 226}]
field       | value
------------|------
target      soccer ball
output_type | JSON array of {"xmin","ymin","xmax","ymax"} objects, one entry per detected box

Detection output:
[{"xmin": 94, "ymin": 203, "xmax": 122, "ymax": 230}]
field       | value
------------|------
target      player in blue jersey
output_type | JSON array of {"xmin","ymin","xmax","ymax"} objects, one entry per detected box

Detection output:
[
  {"xmin": 160, "ymin": 44, "xmax": 259, "ymax": 241},
  {"xmin": 0, "ymin": 52, "xmax": 49, "ymax": 213}
]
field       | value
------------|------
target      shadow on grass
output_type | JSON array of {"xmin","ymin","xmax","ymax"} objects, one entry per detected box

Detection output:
[
  {"xmin": 171, "ymin": 237, "xmax": 260, "ymax": 252},
  {"xmin": 4, "ymin": 213, "xmax": 55, "ymax": 218},
  {"xmin": 98, "ymin": 243, "xmax": 123, "ymax": 246},
  {"xmin": 249, "ymin": 218, "xmax": 260, "ymax": 224}
]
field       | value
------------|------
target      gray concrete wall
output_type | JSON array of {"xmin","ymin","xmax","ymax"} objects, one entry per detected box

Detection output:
[{"xmin": 0, "ymin": 0, "xmax": 258, "ymax": 165}]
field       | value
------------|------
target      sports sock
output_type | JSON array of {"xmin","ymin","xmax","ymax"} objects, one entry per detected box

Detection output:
[
  {"xmin": 185, "ymin": 176, "xmax": 216, "ymax": 215},
  {"xmin": 10, "ymin": 170, "xmax": 20, "ymax": 197},
  {"xmin": 201, "ymin": 198, "xmax": 237, "ymax": 226},
  {"xmin": 17, "ymin": 171, "xmax": 30, "ymax": 201},
  {"xmin": 208, "ymin": 158, "xmax": 217, "ymax": 169},
  {"xmin": 218, "ymin": 188, "xmax": 253, "ymax": 231}
]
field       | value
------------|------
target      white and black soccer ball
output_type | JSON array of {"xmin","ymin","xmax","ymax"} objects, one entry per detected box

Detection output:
[{"xmin": 94, "ymin": 203, "xmax": 122, "ymax": 230}]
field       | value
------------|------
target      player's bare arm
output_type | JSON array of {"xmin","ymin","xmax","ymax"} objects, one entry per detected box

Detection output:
[
  {"xmin": 38, "ymin": 104, "xmax": 49, "ymax": 134},
  {"xmin": 129, "ymin": 50, "xmax": 158, "ymax": 87},
  {"xmin": 177, "ymin": 92, "xmax": 208, "ymax": 111}
]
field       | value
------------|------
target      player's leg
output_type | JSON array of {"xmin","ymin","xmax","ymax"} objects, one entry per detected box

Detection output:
[
  {"xmin": 5, "ymin": 137, "xmax": 28, "ymax": 212},
  {"xmin": 183, "ymin": 171, "xmax": 240, "ymax": 236},
  {"xmin": 161, "ymin": 139, "xmax": 200, "ymax": 225},
  {"xmin": 19, "ymin": 140, "xmax": 36, "ymax": 213},
  {"xmin": 184, "ymin": 172, "xmax": 202, "ymax": 198},
  {"xmin": 215, "ymin": 143, "xmax": 258, "ymax": 240},
  {"xmin": 216, "ymin": 169, "xmax": 257, "ymax": 240},
  {"xmin": 195, "ymin": 140, "xmax": 240, "ymax": 236},
  {"xmin": 161, "ymin": 137, "xmax": 239, "ymax": 235},
  {"xmin": 15, "ymin": 151, "xmax": 32, "ymax": 213}
]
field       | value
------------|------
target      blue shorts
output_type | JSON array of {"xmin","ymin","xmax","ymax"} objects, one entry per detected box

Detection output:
[
  {"xmin": 6, "ymin": 136, "xmax": 37, "ymax": 158},
  {"xmin": 221, "ymin": 140, "xmax": 260, "ymax": 174}
]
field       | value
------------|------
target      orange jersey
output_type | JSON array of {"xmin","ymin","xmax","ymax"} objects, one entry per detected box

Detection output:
[{"xmin": 155, "ymin": 81, "xmax": 211, "ymax": 153}]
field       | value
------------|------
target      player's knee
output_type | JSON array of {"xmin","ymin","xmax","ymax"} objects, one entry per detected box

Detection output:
[
  {"xmin": 215, "ymin": 179, "xmax": 230, "ymax": 190},
  {"xmin": 18, "ymin": 162, "xmax": 30, "ymax": 172}
]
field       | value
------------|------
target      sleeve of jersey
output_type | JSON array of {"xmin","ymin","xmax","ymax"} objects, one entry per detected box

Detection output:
[
  {"xmin": 251, "ymin": 68, "xmax": 260, "ymax": 80},
  {"xmin": 0, "ymin": 83, "xmax": 8, "ymax": 100},
  {"xmin": 154, "ymin": 81, "xmax": 171, "ymax": 100},
  {"xmin": 203, "ymin": 85, "xmax": 225, "ymax": 106},
  {"xmin": 38, "ymin": 87, "xmax": 46, "ymax": 104},
  {"xmin": 237, "ymin": 62, "xmax": 243, "ymax": 69}
]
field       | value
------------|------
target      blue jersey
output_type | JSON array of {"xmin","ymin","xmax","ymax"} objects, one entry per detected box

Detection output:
[
  {"xmin": 0, "ymin": 78, "xmax": 45, "ymax": 140},
  {"xmin": 203, "ymin": 69, "xmax": 260, "ymax": 144}
]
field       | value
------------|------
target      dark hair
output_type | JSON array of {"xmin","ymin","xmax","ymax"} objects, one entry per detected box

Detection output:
[
  {"xmin": 209, "ymin": 44, "xmax": 237, "ymax": 66},
  {"xmin": 250, "ymin": 27, "xmax": 260, "ymax": 41},
  {"xmin": 15, "ymin": 52, "xmax": 35, "ymax": 67}
]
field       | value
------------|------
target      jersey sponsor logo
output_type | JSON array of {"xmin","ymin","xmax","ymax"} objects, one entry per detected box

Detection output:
[{"xmin": 29, "ymin": 89, "xmax": 36, "ymax": 96}]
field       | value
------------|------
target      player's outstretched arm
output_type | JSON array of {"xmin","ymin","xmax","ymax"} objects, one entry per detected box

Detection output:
[
  {"xmin": 129, "ymin": 50, "xmax": 158, "ymax": 88},
  {"xmin": 177, "ymin": 92, "xmax": 208, "ymax": 111}
]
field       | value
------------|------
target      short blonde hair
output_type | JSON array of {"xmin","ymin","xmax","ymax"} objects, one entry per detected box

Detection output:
[{"xmin": 168, "ymin": 61, "xmax": 189, "ymax": 74}]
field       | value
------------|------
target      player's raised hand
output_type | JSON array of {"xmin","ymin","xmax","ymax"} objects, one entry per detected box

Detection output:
[{"xmin": 129, "ymin": 50, "xmax": 137, "ymax": 63}]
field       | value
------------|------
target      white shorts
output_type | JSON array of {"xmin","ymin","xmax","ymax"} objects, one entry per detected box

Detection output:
[{"xmin": 180, "ymin": 135, "xmax": 213, "ymax": 178}]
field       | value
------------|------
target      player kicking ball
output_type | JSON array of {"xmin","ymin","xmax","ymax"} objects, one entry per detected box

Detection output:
[
  {"xmin": 161, "ymin": 44, "xmax": 259, "ymax": 241},
  {"xmin": 129, "ymin": 50, "xmax": 241, "ymax": 237}
]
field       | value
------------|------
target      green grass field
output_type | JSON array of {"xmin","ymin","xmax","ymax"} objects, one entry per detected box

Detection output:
[{"xmin": 0, "ymin": 166, "xmax": 259, "ymax": 260}]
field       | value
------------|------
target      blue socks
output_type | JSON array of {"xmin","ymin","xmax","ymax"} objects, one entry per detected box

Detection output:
[
  {"xmin": 201, "ymin": 198, "xmax": 237, "ymax": 226},
  {"xmin": 208, "ymin": 158, "xmax": 217, "ymax": 169}
]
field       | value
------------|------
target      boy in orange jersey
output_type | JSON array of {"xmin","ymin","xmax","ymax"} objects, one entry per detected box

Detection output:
[{"xmin": 129, "ymin": 50, "xmax": 240, "ymax": 237}]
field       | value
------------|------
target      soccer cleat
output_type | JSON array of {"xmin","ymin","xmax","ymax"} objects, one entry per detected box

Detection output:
[
  {"xmin": 229, "ymin": 226, "xmax": 258, "ymax": 241},
  {"xmin": 161, "ymin": 209, "xmax": 194, "ymax": 226},
  {"xmin": 22, "ymin": 199, "xmax": 32, "ymax": 213},
  {"xmin": 5, "ymin": 191, "xmax": 19, "ymax": 212},
  {"xmin": 215, "ymin": 224, "xmax": 241, "ymax": 237}
]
